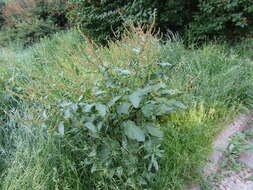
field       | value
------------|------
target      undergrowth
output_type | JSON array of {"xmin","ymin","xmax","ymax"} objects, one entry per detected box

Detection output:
[{"xmin": 0, "ymin": 28, "xmax": 253, "ymax": 189}]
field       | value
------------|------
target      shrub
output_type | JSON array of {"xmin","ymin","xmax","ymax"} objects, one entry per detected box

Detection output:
[
  {"xmin": 189, "ymin": 0, "xmax": 253, "ymax": 42},
  {"xmin": 67, "ymin": 0, "xmax": 137, "ymax": 44},
  {"xmin": 68, "ymin": 0, "xmax": 253, "ymax": 44},
  {"xmin": 0, "ymin": 29, "xmax": 186, "ymax": 189},
  {"xmin": 0, "ymin": 19, "xmax": 59, "ymax": 46},
  {"xmin": 0, "ymin": 0, "xmax": 4, "ymax": 29},
  {"xmin": 67, "ymin": 0, "xmax": 198, "ymax": 44},
  {"xmin": 58, "ymin": 81, "xmax": 184, "ymax": 189},
  {"xmin": 1, "ymin": 0, "xmax": 68, "ymax": 46}
]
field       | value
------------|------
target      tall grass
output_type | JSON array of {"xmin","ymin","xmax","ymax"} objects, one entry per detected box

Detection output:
[
  {"xmin": 0, "ymin": 29, "xmax": 252, "ymax": 189},
  {"xmin": 0, "ymin": 105, "xmax": 84, "ymax": 190}
]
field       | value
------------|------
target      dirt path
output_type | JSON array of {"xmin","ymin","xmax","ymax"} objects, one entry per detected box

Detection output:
[
  {"xmin": 189, "ymin": 113, "xmax": 253, "ymax": 190},
  {"xmin": 209, "ymin": 115, "xmax": 253, "ymax": 190},
  {"xmin": 212, "ymin": 169, "xmax": 253, "ymax": 190}
]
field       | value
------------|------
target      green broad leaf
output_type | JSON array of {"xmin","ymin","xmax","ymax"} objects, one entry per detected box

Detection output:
[
  {"xmin": 138, "ymin": 176, "xmax": 148, "ymax": 185},
  {"xmin": 156, "ymin": 104, "xmax": 174, "ymax": 115},
  {"xmin": 82, "ymin": 103, "xmax": 94, "ymax": 113},
  {"xmin": 117, "ymin": 102, "xmax": 131, "ymax": 114},
  {"xmin": 141, "ymin": 83, "xmax": 166, "ymax": 95},
  {"xmin": 160, "ymin": 89, "xmax": 179, "ymax": 95},
  {"xmin": 170, "ymin": 100, "xmax": 187, "ymax": 109},
  {"xmin": 84, "ymin": 122, "xmax": 97, "ymax": 133},
  {"xmin": 95, "ymin": 103, "xmax": 107, "ymax": 117},
  {"xmin": 129, "ymin": 90, "xmax": 143, "ymax": 108},
  {"xmin": 58, "ymin": 122, "xmax": 64, "ymax": 135},
  {"xmin": 70, "ymin": 103, "xmax": 78, "ymax": 112},
  {"xmin": 146, "ymin": 124, "xmax": 164, "ymax": 138},
  {"xmin": 123, "ymin": 121, "xmax": 145, "ymax": 142},
  {"xmin": 141, "ymin": 103, "xmax": 155, "ymax": 117},
  {"xmin": 155, "ymin": 97, "xmax": 169, "ymax": 104},
  {"xmin": 108, "ymin": 96, "xmax": 121, "ymax": 107},
  {"xmin": 97, "ymin": 121, "xmax": 103, "ymax": 131},
  {"xmin": 63, "ymin": 109, "xmax": 71, "ymax": 119}
]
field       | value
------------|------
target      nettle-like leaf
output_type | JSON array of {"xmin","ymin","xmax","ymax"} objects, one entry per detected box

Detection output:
[
  {"xmin": 108, "ymin": 96, "xmax": 122, "ymax": 107},
  {"xmin": 156, "ymin": 104, "xmax": 175, "ymax": 115},
  {"xmin": 146, "ymin": 124, "xmax": 164, "ymax": 138},
  {"xmin": 84, "ymin": 122, "xmax": 97, "ymax": 133},
  {"xmin": 169, "ymin": 99, "xmax": 187, "ymax": 109},
  {"xmin": 95, "ymin": 103, "xmax": 107, "ymax": 117},
  {"xmin": 141, "ymin": 103, "xmax": 155, "ymax": 118},
  {"xmin": 63, "ymin": 108, "xmax": 72, "ymax": 119},
  {"xmin": 81, "ymin": 103, "xmax": 94, "ymax": 113},
  {"xmin": 117, "ymin": 102, "xmax": 131, "ymax": 115},
  {"xmin": 57, "ymin": 69, "xmax": 185, "ymax": 189},
  {"xmin": 160, "ymin": 89, "xmax": 180, "ymax": 95},
  {"xmin": 122, "ymin": 120, "xmax": 145, "ymax": 142},
  {"xmin": 129, "ymin": 90, "xmax": 143, "ymax": 108}
]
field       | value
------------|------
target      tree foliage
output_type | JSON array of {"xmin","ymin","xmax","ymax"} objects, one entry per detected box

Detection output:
[
  {"xmin": 0, "ymin": 0, "xmax": 68, "ymax": 46},
  {"xmin": 68, "ymin": 0, "xmax": 253, "ymax": 43},
  {"xmin": 189, "ymin": 0, "xmax": 253, "ymax": 41}
]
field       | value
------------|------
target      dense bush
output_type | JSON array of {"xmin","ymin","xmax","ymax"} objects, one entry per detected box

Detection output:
[
  {"xmin": 0, "ymin": 1, "xmax": 4, "ymax": 28},
  {"xmin": 0, "ymin": 0, "xmax": 68, "ymax": 46},
  {"xmin": 189, "ymin": 0, "xmax": 253, "ymax": 41},
  {"xmin": 67, "ymin": 0, "xmax": 141, "ymax": 44},
  {"xmin": 68, "ymin": 0, "xmax": 253, "ymax": 43},
  {"xmin": 58, "ymin": 81, "xmax": 184, "ymax": 189},
  {"xmin": 0, "ymin": 19, "xmax": 58, "ymax": 46},
  {"xmin": 67, "ymin": 0, "xmax": 195, "ymax": 43},
  {"xmin": 0, "ymin": 30, "xmax": 187, "ymax": 189}
]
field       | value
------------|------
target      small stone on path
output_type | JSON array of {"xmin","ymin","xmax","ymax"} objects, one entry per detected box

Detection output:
[{"xmin": 239, "ymin": 150, "xmax": 253, "ymax": 170}]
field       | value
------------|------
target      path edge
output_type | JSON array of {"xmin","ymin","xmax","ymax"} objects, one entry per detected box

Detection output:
[{"xmin": 189, "ymin": 111, "xmax": 253, "ymax": 190}]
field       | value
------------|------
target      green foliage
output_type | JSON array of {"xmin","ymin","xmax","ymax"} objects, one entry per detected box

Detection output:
[
  {"xmin": 46, "ymin": 32, "xmax": 185, "ymax": 188},
  {"xmin": 67, "ymin": 0, "xmax": 135, "ymax": 44},
  {"xmin": 0, "ymin": 29, "xmax": 185, "ymax": 189},
  {"xmin": 67, "ymin": 0, "xmax": 193, "ymax": 43},
  {"xmin": 0, "ymin": 106, "xmax": 84, "ymax": 190},
  {"xmin": 68, "ymin": 0, "xmax": 253, "ymax": 44},
  {"xmin": 0, "ymin": 30, "xmax": 253, "ymax": 189},
  {"xmin": 160, "ymin": 42, "xmax": 253, "ymax": 105},
  {"xmin": 0, "ymin": 1, "xmax": 4, "ymax": 29},
  {"xmin": 58, "ymin": 81, "xmax": 184, "ymax": 189},
  {"xmin": 189, "ymin": 0, "xmax": 253, "ymax": 42},
  {"xmin": 0, "ymin": 19, "xmax": 59, "ymax": 46},
  {"xmin": 0, "ymin": 0, "xmax": 68, "ymax": 46}
]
